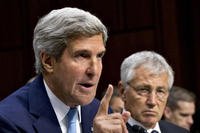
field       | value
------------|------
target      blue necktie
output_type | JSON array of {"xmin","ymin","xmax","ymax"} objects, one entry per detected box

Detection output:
[{"xmin": 67, "ymin": 108, "xmax": 77, "ymax": 133}]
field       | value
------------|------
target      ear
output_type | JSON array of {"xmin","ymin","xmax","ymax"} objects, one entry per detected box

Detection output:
[
  {"xmin": 164, "ymin": 106, "xmax": 172, "ymax": 119},
  {"xmin": 40, "ymin": 52, "xmax": 55, "ymax": 73},
  {"xmin": 118, "ymin": 81, "xmax": 126, "ymax": 101}
]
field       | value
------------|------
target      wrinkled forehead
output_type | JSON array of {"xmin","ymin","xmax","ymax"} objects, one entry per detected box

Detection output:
[
  {"xmin": 134, "ymin": 64, "xmax": 168, "ymax": 77},
  {"xmin": 132, "ymin": 66, "xmax": 169, "ymax": 87}
]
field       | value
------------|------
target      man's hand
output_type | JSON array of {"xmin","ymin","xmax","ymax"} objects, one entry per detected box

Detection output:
[{"xmin": 93, "ymin": 84, "xmax": 130, "ymax": 133}]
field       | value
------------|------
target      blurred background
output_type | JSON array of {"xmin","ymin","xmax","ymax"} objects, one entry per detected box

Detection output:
[{"xmin": 0, "ymin": 0, "xmax": 199, "ymax": 104}]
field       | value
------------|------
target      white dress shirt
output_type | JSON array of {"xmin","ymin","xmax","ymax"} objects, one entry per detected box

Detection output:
[
  {"xmin": 44, "ymin": 79, "xmax": 82, "ymax": 133},
  {"xmin": 128, "ymin": 116, "xmax": 161, "ymax": 133}
]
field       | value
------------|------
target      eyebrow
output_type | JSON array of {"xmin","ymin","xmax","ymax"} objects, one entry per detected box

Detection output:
[{"xmin": 134, "ymin": 84, "xmax": 167, "ymax": 90}]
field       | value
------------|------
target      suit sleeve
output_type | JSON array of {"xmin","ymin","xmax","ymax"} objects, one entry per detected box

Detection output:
[{"xmin": 0, "ymin": 114, "xmax": 20, "ymax": 133}]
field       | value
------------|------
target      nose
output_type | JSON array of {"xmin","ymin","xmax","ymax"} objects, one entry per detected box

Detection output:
[
  {"xmin": 146, "ymin": 92, "xmax": 157, "ymax": 107},
  {"xmin": 86, "ymin": 58, "xmax": 99, "ymax": 78},
  {"xmin": 188, "ymin": 116, "xmax": 194, "ymax": 125}
]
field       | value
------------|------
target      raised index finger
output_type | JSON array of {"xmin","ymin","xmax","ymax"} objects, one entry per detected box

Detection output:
[{"xmin": 96, "ymin": 84, "xmax": 113, "ymax": 116}]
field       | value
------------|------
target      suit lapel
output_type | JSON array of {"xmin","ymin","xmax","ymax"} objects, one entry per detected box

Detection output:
[
  {"xmin": 126, "ymin": 123, "xmax": 135, "ymax": 133},
  {"xmin": 159, "ymin": 121, "xmax": 168, "ymax": 133},
  {"xmin": 28, "ymin": 75, "xmax": 62, "ymax": 133},
  {"xmin": 33, "ymin": 114, "xmax": 61, "ymax": 132},
  {"xmin": 81, "ymin": 99, "xmax": 100, "ymax": 133}
]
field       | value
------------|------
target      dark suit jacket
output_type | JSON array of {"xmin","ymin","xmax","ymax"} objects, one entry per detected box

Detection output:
[
  {"xmin": 0, "ymin": 75, "xmax": 101, "ymax": 133},
  {"xmin": 126, "ymin": 120, "xmax": 190, "ymax": 133},
  {"xmin": 191, "ymin": 107, "xmax": 200, "ymax": 133}
]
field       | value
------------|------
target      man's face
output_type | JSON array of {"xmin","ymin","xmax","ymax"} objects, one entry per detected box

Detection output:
[
  {"xmin": 123, "ymin": 66, "xmax": 169, "ymax": 129},
  {"xmin": 46, "ymin": 34, "xmax": 105, "ymax": 107},
  {"xmin": 110, "ymin": 96, "xmax": 124, "ymax": 113},
  {"xmin": 166, "ymin": 101, "xmax": 195, "ymax": 130}
]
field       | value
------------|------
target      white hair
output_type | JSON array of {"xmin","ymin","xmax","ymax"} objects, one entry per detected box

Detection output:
[{"xmin": 120, "ymin": 51, "xmax": 174, "ymax": 89}]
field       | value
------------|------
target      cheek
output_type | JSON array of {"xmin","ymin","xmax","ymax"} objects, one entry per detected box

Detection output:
[
  {"xmin": 65, "ymin": 64, "xmax": 85, "ymax": 78},
  {"xmin": 57, "ymin": 66, "xmax": 84, "ymax": 91},
  {"xmin": 125, "ymin": 93, "xmax": 143, "ymax": 112},
  {"xmin": 96, "ymin": 63, "xmax": 103, "ymax": 76},
  {"xmin": 160, "ymin": 100, "xmax": 167, "ymax": 110},
  {"xmin": 99, "ymin": 67, "xmax": 103, "ymax": 75}
]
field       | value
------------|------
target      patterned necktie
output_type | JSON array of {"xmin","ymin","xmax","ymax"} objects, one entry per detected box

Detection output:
[
  {"xmin": 67, "ymin": 108, "xmax": 77, "ymax": 133},
  {"xmin": 132, "ymin": 125, "xmax": 147, "ymax": 133},
  {"xmin": 151, "ymin": 130, "xmax": 159, "ymax": 133}
]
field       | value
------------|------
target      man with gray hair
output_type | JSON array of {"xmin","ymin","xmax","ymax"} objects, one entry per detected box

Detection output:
[
  {"xmin": 118, "ymin": 51, "xmax": 189, "ymax": 133},
  {"xmin": 0, "ymin": 7, "xmax": 129, "ymax": 133}
]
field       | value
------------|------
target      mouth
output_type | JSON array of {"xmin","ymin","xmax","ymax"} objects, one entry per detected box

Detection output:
[
  {"xmin": 79, "ymin": 82, "xmax": 93, "ymax": 87},
  {"xmin": 78, "ymin": 82, "xmax": 95, "ymax": 91},
  {"xmin": 143, "ymin": 110, "xmax": 157, "ymax": 116}
]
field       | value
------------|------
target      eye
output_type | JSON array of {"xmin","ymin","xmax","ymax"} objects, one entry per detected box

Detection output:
[
  {"xmin": 156, "ymin": 87, "xmax": 168, "ymax": 97},
  {"xmin": 74, "ymin": 51, "xmax": 90, "ymax": 59},
  {"xmin": 157, "ymin": 89, "xmax": 165, "ymax": 93},
  {"xmin": 79, "ymin": 53, "xmax": 90, "ymax": 58},
  {"xmin": 97, "ymin": 51, "xmax": 105, "ymax": 59},
  {"xmin": 180, "ymin": 113, "xmax": 190, "ymax": 117},
  {"xmin": 136, "ymin": 86, "xmax": 150, "ymax": 95}
]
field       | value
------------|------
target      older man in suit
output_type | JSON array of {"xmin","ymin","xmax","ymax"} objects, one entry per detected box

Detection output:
[
  {"xmin": 0, "ymin": 7, "xmax": 129, "ymax": 133},
  {"xmin": 118, "ymin": 51, "xmax": 189, "ymax": 133}
]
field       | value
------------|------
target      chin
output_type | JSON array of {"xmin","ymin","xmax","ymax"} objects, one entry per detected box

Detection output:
[{"xmin": 77, "ymin": 96, "xmax": 94, "ymax": 106}]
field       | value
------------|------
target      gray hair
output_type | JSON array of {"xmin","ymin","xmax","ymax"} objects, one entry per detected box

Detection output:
[
  {"xmin": 33, "ymin": 7, "xmax": 108, "ymax": 74},
  {"xmin": 120, "ymin": 51, "xmax": 174, "ymax": 89}
]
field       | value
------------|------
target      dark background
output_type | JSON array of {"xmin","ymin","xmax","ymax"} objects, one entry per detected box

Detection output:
[{"xmin": 0, "ymin": 0, "xmax": 199, "ymax": 104}]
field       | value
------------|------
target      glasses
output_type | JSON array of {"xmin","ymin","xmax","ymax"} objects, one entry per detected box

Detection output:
[{"xmin": 127, "ymin": 83, "xmax": 169, "ymax": 101}]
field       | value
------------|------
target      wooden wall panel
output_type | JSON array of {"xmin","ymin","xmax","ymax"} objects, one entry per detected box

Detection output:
[
  {"xmin": 157, "ymin": 0, "xmax": 182, "ymax": 86},
  {"xmin": 124, "ymin": 0, "xmax": 155, "ymax": 29},
  {"xmin": 0, "ymin": 51, "xmax": 24, "ymax": 99},
  {"xmin": 0, "ymin": 1, "xmax": 23, "ymax": 48},
  {"xmin": 98, "ymin": 30, "xmax": 155, "ymax": 98},
  {"xmin": 83, "ymin": 0, "xmax": 125, "ymax": 32}
]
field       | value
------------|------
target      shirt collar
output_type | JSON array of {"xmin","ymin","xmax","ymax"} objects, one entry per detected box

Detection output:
[
  {"xmin": 146, "ymin": 123, "xmax": 161, "ymax": 133},
  {"xmin": 128, "ymin": 116, "xmax": 146, "ymax": 128},
  {"xmin": 43, "ymin": 79, "xmax": 81, "ymax": 123},
  {"xmin": 128, "ymin": 116, "xmax": 161, "ymax": 133}
]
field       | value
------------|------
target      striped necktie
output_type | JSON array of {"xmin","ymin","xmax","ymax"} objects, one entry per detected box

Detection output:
[
  {"xmin": 151, "ymin": 130, "xmax": 158, "ymax": 133},
  {"xmin": 67, "ymin": 108, "xmax": 77, "ymax": 133},
  {"xmin": 132, "ymin": 125, "xmax": 147, "ymax": 133}
]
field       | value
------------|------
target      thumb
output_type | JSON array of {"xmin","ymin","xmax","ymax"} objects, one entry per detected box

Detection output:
[
  {"xmin": 122, "ymin": 111, "xmax": 131, "ymax": 123},
  {"xmin": 96, "ymin": 84, "xmax": 113, "ymax": 116}
]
